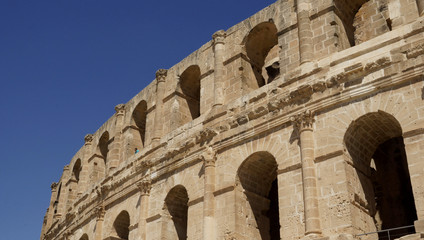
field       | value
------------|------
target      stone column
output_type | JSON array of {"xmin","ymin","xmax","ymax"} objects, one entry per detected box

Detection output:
[
  {"xmin": 291, "ymin": 110, "xmax": 322, "ymax": 237},
  {"xmin": 152, "ymin": 69, "xmax": 167, "ymax": 145},
  {"xmin": 137, "ymin": 179, "xmax": 152, "ymax": 240},
  {"xmin": 296, "ymin": 0, "xmax": 313, "ymax": 64},
  {"xmin": 108, "ymin": 104, "xmax": 126, "ymax": 172},
  {"xmin": 46, "ymin": 182, "xmax": 58, "ymax": 228},
  {"xmin": 80, "ymin": 134, "xmax": 93, "ymax": 192},
  {"xmin": 95, "ymin": 206, "xmax": 105, "ymax": 240},
  {"xmin": 56, "ymin": 166, "xmax": 69, "ymax": 219},
  {"xmin": 212, "ymin": 30, "xmax": 226, "ymax": 108},
  {"xmin": 417, "ymin": 0, "xmax": 424, "ymax": 16},
  {"xmin": 202, "ymin": 147, "xmax": 216, "ymax": 240}
]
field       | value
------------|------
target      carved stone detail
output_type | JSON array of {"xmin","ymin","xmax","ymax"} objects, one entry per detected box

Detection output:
[
  {"xmin": 212, "ymin": 30, "xmax": 226, "ymax": 45},
  {"xmin": 96, "ymin": 184, "xmax": 111, "ymax": 199},
  {"xmin": 95, "ymin": 206, "xmax": 106, "ymax": 221},
  {"xmin": 290, "ymin": 110, "xmax": 314, "ymax": 131},
  {"xmin": 114, "ymin": 103, "xmax": 126, "ymax": 115},
  {"xmin": 155, "ymin": 69, "xmax": 168, "ymax": 82},
  {"xmin": 196, "ymin": 128, "xmax": 218, "ymax": 144},
  {"xmin": 137, "ymin": 179, "xmax": 152, "ymax": 196},
  {"xmin": 50, "ymin": 182, "xmax": 58, "ymax": 190},
  {"xmin": 84, "ymin": 134, "xmax": 93, "ymax": 145},
  {"xmin": 201, "ymin": 146, "xmax": 216, "ymax": 167}
]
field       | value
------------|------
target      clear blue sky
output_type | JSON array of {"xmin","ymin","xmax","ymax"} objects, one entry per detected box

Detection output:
[{"xmin": 0, "ymin": 0, "xmax": 275, "ymax": 239}]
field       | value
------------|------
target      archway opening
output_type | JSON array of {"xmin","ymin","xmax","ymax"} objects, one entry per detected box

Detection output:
[
  {"xmin": 237, "ymin": 151, "xmax": 280, "ymax": 240},
  {"xmin": 164, "ymin": 185, "xmax": 189, "ymax": 240},
  {"xmin": 53, "ymin": 183, "xmax": 61, "ymax": 214},
  {"xmin": 244, "ymin": 22, "xmax": 279, "ymax": 89},
  {"xmin": 72, "ymin": 159, "xmax": 82, "ymax": 183},
  {"xmin": 344, "ymin": 111, "xmax": 417, "ymax": 238},
  {"xmin": 334, "ymin": 0, "xmax": 391, "ymax": 48},
  {"xmin": 132, "ymin": 100, "xmax": 147, "ymax": 148},
  {"xmin": 113, "ymin": 211, "xmax": 130, "ymax": 240},
  {"xmin": 180, "ymin": 65, "xmax": 201, "ymax": 122},
  {"xmin": 79, "ymin": 234, "xmax": 89, "ymax": 240},
  {"xmin": 98, "ymin": 131, "xmax": 109, "ymax": 162}
]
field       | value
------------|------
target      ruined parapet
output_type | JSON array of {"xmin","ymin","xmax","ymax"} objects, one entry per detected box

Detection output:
[{"xmin": 41, "ymin": 1, "xmax": 424, "ymax": 240}]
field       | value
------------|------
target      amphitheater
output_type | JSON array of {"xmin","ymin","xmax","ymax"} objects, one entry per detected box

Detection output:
[{"xmin": 40, "ymin": 0, "xmax": 424, "ymax": 240}]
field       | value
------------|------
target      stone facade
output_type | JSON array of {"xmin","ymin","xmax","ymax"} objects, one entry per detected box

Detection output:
[{"xmin": 40, "ymin": 1, "xmax": 424, "ymax": 240}]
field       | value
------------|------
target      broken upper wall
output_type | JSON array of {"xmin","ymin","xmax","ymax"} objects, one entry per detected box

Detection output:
[
  {"xmin": 47, "ymin": 0, "xmax": 423, "ymax": 224},
  {"xmin": 312, "ymin": 0, "xmax": 420, "ymax": 51}
]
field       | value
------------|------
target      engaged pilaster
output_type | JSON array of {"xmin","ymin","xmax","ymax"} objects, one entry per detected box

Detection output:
[
  {"xmin": 291, "ymin": 110, "xmax": 322, "ymax": 237},
  {"xmin": 152, "ymin": 69, "xmax": 167, "ymax": 145},
  {"xmin": 95, "ymin": 206, "xmax": 105, "ymax": 240},
  {"xmin": 46, "ymin": 182, "xmax": 58, "ymax": 228},
  {"xmin": 296, "ymin": 0, "xmax": 313, "ymax": 64},
  {"xmin": 79, "ymin": 134, "xmax": 93, "ymax": 193},
  {"xmin": 202, "ymin": 147, "xmax": 216, "ymax": 240},
  {"xmin": 137, "ymin": 179, "xmax": 152, "ymax": 240},
  {"xmin": 212, "ymin": 30, "xmax": 226, "ymax": 108},
  {"xmin": 108, "ymin": 104, "xmax": 126, "ymax": 172}
]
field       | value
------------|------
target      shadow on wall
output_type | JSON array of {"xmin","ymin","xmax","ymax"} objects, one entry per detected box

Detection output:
[{"xmin": 344, "ymin": 111, "xmax": 417, "ymax": 239}]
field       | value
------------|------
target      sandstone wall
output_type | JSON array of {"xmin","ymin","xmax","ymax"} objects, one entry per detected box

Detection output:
[{"xmin": 41, "ymin": 1, "xmax": 424, "ymax": 240}]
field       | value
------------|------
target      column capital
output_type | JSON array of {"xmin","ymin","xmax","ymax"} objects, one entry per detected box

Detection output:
[
  {"xmin": 96, "ymin": 206, "xmax": 106, "ymax": 221},
  {"xmin": 202, "ymin": 146, "xmax": 216, "ymax": 167},
  {"xmin": 137, "ymin": 179, "xmax": 152, "ymax": 196},
  {"xmin": 290, "ymin": 110, "xmax": 314, "ymax": 132},
  {"xmin": 63, "ymin": 230, "xmax": 72, "ymax": 240},
  {"xmin": 50, "ymin": 182, "xmax": 58, "ymax": 191},
  {"xmin": 114, "ymin": 103, "xmax": 126, "ymax": 116},
  {"xmin": 84, "ymin": 134, "xmax": 93, "ymax": 145},
  {"xmin": 212, "ymin": 30, "xmax": 226, "ymax": 45},
  {"xmin": 155, "ymin": 69, "xmax": 168, "ymax": 83}
]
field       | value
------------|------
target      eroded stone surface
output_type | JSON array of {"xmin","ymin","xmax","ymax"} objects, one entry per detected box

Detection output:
[{"xmin": 41, "ymin": 1, "xmax": 424, "ymax": 240}]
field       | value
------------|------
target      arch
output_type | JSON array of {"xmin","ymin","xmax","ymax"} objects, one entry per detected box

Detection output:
[
  {"xmin": 113, "ymin": 210, "xmax": 130, "ymax": 240},
  {"xmin": 162, "ymin": 185, "xmax": 189, "ymax": 240},
  {"xmin": 243, "ymin": 22, "xmax": 279, "ymax": 90},
  {"xmin": 344, "ymin": 111, "xmax": 417, "ymax": 238},
  {"xmin": 180, "ymin": 65, "xmax": 201, "ymax": 120},
  {"xmin": 236, "ymin": 151, "xmax": 280, "ymax": 240},
  {"xmin": 79, "ymin": 234, "xmax": 89, "ymax": 240},
  {"xmin": 98, "ymin": 131, "xmax": 109, "ymax": 161},
  {"xmin": 67, "ymin": 158, "xmax": 82, "ymax": 208},
  {"xmin": 334, "ymin": 0, "xmax": 391, "ymax": 47},
  {"xmin": 53, "ymin": 183, "xmax": 62, "ymax": 214},
  {"xmin": 72, "ymin": 159, "xmax": 82, "ymax": 183},
  {"xmin": 92, "ymin": 131, "xmax": 109, "ymax": 181},
  {"xmin": 353, "ymin": 0, "xmax": 391, "ymax": 45},
  {"xmin": 131, "ymin": 100, "xmax": 147, "ymax": 148}
]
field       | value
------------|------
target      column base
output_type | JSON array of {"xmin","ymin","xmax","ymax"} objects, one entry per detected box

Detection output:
[
  {"xmin": 301, "ymin": 234, "xmax": 328, "ymax": 240},
  {"xmin": 415, "ymin": 219, "xmax": 424, "ymax": 234},
  {"xmin": 329, "ymin": 234, "xmax": 355, "ymax": 240}
]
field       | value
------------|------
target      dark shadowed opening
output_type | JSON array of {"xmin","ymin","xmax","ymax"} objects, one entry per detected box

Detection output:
[
  {"xmin": 180, "ymin": 65, "xmax": 201, "ymax": 120},
  {"xmin": 113, "ymin": 211, "xmax": 130, "ymax": 240},
  {"xmin": 244, "ymin": 22, "xmax": 279, "ymax": 88},
  {"xmin": 344, "ymin": 111, "xmax": 417, "ymax": 239},
  {"xmin": 72, "ymin": 159, "xmax": 82, "ymax": 182},
  {"xmin": 164, "ymin": 185, "xmax": 189, "ymax": 240},
  {"xmin": 237, "ymin": 151, "xmax": 280, "ymax": 240},
  {"xmin": 132, "ymin": 100, "xmax": 147, "ymax": 147}
]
